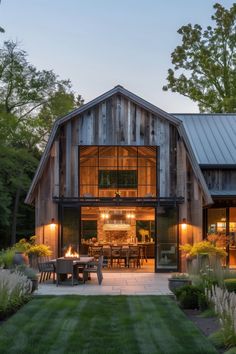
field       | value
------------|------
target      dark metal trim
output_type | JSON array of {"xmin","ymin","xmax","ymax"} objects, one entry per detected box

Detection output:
[
  {"xmin": 53, "ymin": 196, "xmax": 184, "ymax": 208},
  {"xmin": 200, "ymin": 164, "xmax": 236, "ymax": 170}
]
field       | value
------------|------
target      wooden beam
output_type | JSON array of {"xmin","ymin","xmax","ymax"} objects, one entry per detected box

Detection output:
[{"xmin": 65, "ymin": 122, "xmax": 72, "ymax": 197}]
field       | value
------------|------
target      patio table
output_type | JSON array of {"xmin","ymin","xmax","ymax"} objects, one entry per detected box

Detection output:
[{"xmin": 50, "ymin": 256, "xmax": 94, "ymax": 283}]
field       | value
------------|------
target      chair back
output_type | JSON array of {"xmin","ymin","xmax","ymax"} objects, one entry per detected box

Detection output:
[
  {"xmin": 102, "ymin": 246, "xmax": 111, "ymax": 257},
  {"xmin": 90, "ymin": 246, "xmax": 102, "ymax": 259},
  {"xmin": 98, "ymin": 256, "xmax": 104, "ymax": 271},
  {"xmin": 56, "ymin": 259, "xmax": 73, "ymax": 274},
  {"xmin": 38, "ymin": 261, "xmax": 54, "ymax": 272},
  {"xmin": 111, "ymin": 246, "xmax": 121, "ymax": 257},
  {"xmin": 129, "ymin": 246, "xmax": 139, "ymax": 257}
]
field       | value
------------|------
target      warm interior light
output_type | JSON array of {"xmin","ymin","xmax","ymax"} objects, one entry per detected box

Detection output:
[
  {"xmin": 126, "ymin": 212, "xmax": 135, "ymax": 219},
  {"xmin": 101, "ymin": 212, "xmax": 109, "ymax": 219},
  {"xmin": 181, "ymin": 218, "xmax": 187, "ymax": 230}
]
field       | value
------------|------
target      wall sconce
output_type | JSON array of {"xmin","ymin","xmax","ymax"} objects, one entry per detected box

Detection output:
[
  {"xmin": 181, "ymin": 218, "xmax": 187, "ymax": 230},
  {"xmin": 50, "ymin": 218, "xmax": 56, "ymax": 230}
]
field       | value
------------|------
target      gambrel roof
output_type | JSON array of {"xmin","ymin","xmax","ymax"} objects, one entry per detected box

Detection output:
[
  {"xmin": 175, "ymin": 114, "xmax": 236, "ymax": 166},
  {"xmin": 25, "ymin": 85, "xmax": 212, "ymax": 205}
]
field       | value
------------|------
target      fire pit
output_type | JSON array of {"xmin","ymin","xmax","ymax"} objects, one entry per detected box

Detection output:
[{"xmin": 64, "ymin": 246, "xmax": 80, "ymax": 259}]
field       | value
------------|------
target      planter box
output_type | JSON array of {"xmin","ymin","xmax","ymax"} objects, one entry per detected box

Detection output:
[{"xmin": 168, "ymin": 278, "xmax": 192, "ymax": 293}]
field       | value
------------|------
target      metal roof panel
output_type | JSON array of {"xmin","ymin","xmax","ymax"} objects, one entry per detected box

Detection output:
[{"xmin": 175, "ymin": 114, "xmax": 236, "ymax": 165}]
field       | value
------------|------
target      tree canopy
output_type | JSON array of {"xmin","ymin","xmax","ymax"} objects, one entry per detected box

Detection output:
[
  {"xmin": 0, "ymin": 40, "xmax": 83, "ymax": 246},
  {"xmin": 163, "ymin": 3, "xmax": 236, "ymax": 113}
]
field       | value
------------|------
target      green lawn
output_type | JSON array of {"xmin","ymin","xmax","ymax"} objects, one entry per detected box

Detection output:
[{"xmin": 0, "ymin": 296, "xmax": 217, "ymax": 354}]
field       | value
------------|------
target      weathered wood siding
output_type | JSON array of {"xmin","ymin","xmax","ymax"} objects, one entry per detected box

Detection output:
[
  {"xmin": 202, "ymin": 169, "xmax": 236, "ymax": 191},
  {"xmin": 59, "ymin": 93, "xmax": 180, "ymax": 198},
  {"xmin": 34, "ymin": 144, "xmax": 58, "ymax": 257}
]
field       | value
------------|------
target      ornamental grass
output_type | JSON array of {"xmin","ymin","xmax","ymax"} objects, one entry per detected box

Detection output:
[
  {"xmin": 207, "ymin": 286, "xmax": 236, "ymax": 348},
  {"xmin": 0, "ymin": 269, "xmax": 32, "ymax": 319}
]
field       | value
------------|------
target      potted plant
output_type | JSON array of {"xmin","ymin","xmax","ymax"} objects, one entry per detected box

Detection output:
[
  {"xmin": 168, "ymin": 273, "xmax": 192, "ymax": 293},
  {"xmin": 17, "ymin": 265, "xmax": 38, "ymax": 292}
]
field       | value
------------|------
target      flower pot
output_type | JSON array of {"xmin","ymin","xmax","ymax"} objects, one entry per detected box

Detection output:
[
  {"xmin": 13, "ymin": 252, "xmax": 29, "ymax": 266},
  {"xmin": 168, "ymin": 278, "xmax": 192, "ymax": 293},
  {"xmin": 30, "ymin": 278, "xmax": 38, "ymax": 292}
]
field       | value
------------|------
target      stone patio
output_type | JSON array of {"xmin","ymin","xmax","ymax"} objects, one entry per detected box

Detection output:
[{"xmin": 35, "ymin": 272, "xmax": 173, "ymax": 296}]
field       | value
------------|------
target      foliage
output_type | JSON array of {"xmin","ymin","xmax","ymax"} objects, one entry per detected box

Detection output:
[
  {"xmin": 206, "ymin": 286, "xmax": 236, "ymax": 348},
  {"xmin": 180, "ymin": 241, "xmax": 227, "ymax": 258},
  {"xmin": 170, "ymin": 273, "xmax": 190, "ymax": 279},
  {"xmin": 0, "ymin": 269, "xmax": 32, "ymax": 319},
  {"xmin": 16, "ymin": 265, "xmax": 38, "ymax": 280},
  {"xmin": 163, "ymin": 3, "xmax": 236, "ymax": 112},
  {"xmin": 224, "ymin": 279, "xmax": 236, "ymax": 293},
  {"xmin": 0, "ymin": 248, "xmax": 15, "ymax": 268},
  {"xmin": 175, "ymin": 284, "xmax": 204, "ymax": 309},
  {"xmin": 0, "ymin": 40, "xmax": 83, "ymax": 247},
  {"xmin": 26, "ymin": 244, "xmax": 51, "ymax": 257},
  {"xmin": 209, "ymin": 330, "xmax": 225, "ymax": 349},
  {"xmin": 0, "ymin": 237, "xmax": 51, "ymax": 268},
  {"xmin": 224, "ymin": 347, "xmax": 236, "ymax": 354}
]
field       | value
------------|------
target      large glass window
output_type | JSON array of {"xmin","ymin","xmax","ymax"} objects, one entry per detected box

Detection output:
[
  {"xmin": 206, "ymin": 207, "xmax": 236, "ymax": 268},
  {"xmin": 79, "ymin": 146, "xmax": 157, "ymax": 197},
  {"xmin": 230, "ymin": 208, "xmax": 236, "ymax": 268}
]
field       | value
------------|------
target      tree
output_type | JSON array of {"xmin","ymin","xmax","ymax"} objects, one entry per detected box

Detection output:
[
  {"xmin": 0, "ymin": 41, "xmax": 83, "ymax": 246},
  {"xmin": 163, "ymin": 3, "xmax": 236, "ymax": 113}
]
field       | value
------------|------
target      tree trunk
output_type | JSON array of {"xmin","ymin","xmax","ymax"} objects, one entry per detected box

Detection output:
[{"xmin": 11, "ymin": 187, "xmax": 21, "ymax": 245}]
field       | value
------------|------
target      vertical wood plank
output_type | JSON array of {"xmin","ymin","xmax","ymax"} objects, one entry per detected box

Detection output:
[
  {"xmin": 131, "ymin": 103, "xmax": 136, "ymax": 143},
  {"xmin": 73, "ymin": 145, "xmax": 78, "ymax": 197},
  {"xmin": 127, "ymin": 99, "xmax": 131, "ymax": 145},
  {"xmin": 136, "ymin": 106, "xmax": 141, "ymax": 145},
  {"xmin": 65, "ymin": 121, "xmax": 72, "ymax": 197},
  {"xmin": 54, "ymin": 140, "xmax": 60, "ymax": 197}
]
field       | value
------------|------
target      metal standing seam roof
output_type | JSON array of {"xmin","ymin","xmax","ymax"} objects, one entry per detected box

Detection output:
[{"xmin": 174, "ymin": 114, "xmax": 236, "ymax": 166}]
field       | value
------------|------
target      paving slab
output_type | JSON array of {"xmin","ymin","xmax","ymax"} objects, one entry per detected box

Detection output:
[{"xmin": 35, "ymin": 272, "xmax": 172, "ymax": 296}]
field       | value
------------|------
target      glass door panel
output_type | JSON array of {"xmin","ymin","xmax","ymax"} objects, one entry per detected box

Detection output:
[{"xmin": 156, "ymin": 207, "xmax": 178, "ymax": 270}]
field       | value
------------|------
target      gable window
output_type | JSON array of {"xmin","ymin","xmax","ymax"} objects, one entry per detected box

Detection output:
[{"xmin": 79, "ymin": 146, "xmax": 157, "ymax": 198}]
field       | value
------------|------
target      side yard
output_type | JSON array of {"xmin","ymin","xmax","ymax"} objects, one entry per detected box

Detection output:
[{"xmin": 0, "ymin": 295, "xmax": 217, "ymax": 354}]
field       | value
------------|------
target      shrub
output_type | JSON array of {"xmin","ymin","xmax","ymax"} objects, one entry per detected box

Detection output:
[
  {"xmin": 175, "ymin": 285, "xmax": 204, "ymax": 309},
  {"xmin": 0, "ymin": 269, "xmax": 32, "ymax": 319},
  {"xmin": 26, "ymin": 244, "xmax": 51, "ymax": 257},
  {"xmin": 0, "ymin": 248, "xmax": 15, "ymax": 268},
  {"xmin": 16, "ymin": 265, "xmax": 38, "ymax": 280},
  {"xmin": 224, "ymin": 279, "xmax": 236, "ymax": 293},
  {"xmin": 180, "ymin": 241, "xmax": 227, "ymax": 258},
  {"xmin": 170, "ymin": 273, "xmax": 190, "ymax": 279},
  {"xmin": 0, "ymin": 236, "xmax": 52, "ymax": 269}
]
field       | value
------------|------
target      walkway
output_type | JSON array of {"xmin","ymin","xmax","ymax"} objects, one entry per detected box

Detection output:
[{"xmin": 35, "ymin": 272, "xmax": 172, "ymax": 296}]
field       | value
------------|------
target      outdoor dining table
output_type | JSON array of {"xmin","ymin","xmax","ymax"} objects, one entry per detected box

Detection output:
[{"xmin": 50, "ymin": 256, "xmax": 94, "ymax": 283}]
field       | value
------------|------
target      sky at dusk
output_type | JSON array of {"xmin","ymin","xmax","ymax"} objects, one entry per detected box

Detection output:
[{"xmin": 0, "ymin": 0, "xmax": 235, "ymax": 113}]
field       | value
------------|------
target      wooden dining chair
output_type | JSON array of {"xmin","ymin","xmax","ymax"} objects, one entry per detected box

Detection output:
[
  {"xmin": 38, "ymin": 258, "xmax": 55, "ymax": 283},
  {"xmin": 83, "ymin": 256, "xmax": 103, "ymax": 285},
  {"xmin": 128, "ymin": 246, "xmax": 141, "ymax": 268},
  {"xmin": 56, "ymin": 259, "xmax": 76, "ymax": 286}
]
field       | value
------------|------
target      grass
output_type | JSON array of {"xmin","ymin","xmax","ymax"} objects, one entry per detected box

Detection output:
[{"xmin": 0, "ymin": 295, "xmax": 218, "ymax": 354}]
